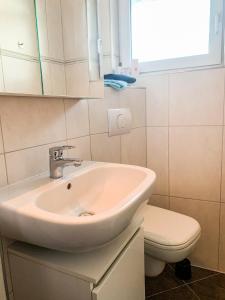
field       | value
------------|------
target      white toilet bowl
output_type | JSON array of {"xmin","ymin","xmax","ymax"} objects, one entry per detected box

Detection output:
[{"xmin": 144, "ymin": 205, "xmax": 201, "ymax": 277}]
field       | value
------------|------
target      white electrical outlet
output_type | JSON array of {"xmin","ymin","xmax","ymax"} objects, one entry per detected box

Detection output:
[{"xmin": 108, "ymin": 108, "xmax": 132, "ymax": 136}]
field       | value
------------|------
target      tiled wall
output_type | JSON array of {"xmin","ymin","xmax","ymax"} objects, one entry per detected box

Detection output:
[
  {"xmin": 0, "ymin": 87, "xmax": 146, "ymax": 186},
  {"xmin": 138, "ymin": 68, "xmax": 225, "ymax": 272}
]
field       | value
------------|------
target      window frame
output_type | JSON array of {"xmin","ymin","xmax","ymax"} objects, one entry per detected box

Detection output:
[{"xmin": 119, "ymin": 0, "xmax": 224, "ymax": 73}]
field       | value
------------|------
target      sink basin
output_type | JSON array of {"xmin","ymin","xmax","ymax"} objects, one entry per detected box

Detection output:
[{"xmin": 0, "ymin": 162, "xmax": 156, "ymax": 252}]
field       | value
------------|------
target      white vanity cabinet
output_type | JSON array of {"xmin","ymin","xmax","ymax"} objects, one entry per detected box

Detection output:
[
  {"xmin": 0, "ymin": 247, "xmax": 7, "ymax": 300},
  {"xmin": 8, "ymin": 221, "xmax": 145, "ymax": 300},
  {"xmin": 0, "ymin": 60, "xmax": 4, "ymax": 93},
  {"xmin": 92, "ymin": 230, "xmax": 145, "ymax": 300}
]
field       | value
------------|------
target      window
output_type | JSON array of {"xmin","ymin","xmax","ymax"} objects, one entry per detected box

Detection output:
[{"xmin": 119, "ymin": 0, "xmax": 223, "ymax": 73}]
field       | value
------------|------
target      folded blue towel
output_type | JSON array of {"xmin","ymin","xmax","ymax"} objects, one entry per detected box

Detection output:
[
  {"xmin": 104, "ymin": 79, "xmax": 128, "ymax": 90},
  {"xmin": 104, "ymin": 74, "xmax": 136, "ymax": 84}
]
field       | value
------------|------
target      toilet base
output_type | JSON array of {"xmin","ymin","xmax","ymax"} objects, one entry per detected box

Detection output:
[
  {"xmin": 145, "ymin": 254, "xmax": 166, "ymax": 277},
  {"xmin": 175, "ymin": 259, "xmax": 192, "ymax": 280}
]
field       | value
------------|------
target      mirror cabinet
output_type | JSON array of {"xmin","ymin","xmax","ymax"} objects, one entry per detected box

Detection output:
[
  {"xmin": 0, "ymin": 0, "xmax": 104, "ymax": 98},
  {"xmin": 0, "ymin": 0, "xmax": 42, "ymax": 95}
]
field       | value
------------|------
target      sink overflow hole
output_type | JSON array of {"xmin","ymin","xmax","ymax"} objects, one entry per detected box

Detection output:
[
  {"xmin": 79, "ymin": 211, "xmax": 95, "ymax": 217},
  {"xmin": 67, "ymin": 183, "xmax": 72, "ymax": 190}
]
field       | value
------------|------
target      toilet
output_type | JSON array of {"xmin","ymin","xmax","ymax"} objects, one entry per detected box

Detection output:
[{"xmin": 143, "ymin": 205, "xmax": 201, "ymax": 277}]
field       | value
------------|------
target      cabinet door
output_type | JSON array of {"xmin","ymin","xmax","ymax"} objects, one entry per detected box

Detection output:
[
  {"xmin": 61, "ymin": 0, "xmax": 88, "ymax": 61},
  {"xmin": 0, "ymin": 58, "xmax": 4, "ymax": 92},
  {"xmin": 45, "ymin": 0, "xmax": 64, "ymax": 61},
  {"xmin": 92, "ymin": 229, "xmax": 145, "ymax": 300},
  {"xmin": 0, "ymin": 252, "xmax": 6, "ymax": 300},
  {"xmin": 87, "ymin": 0, "xmax": 104, "ymax": 99},
  {"xmin": 0, "ymin": 0, "xmax": 39, "ymax": 58},
  {"xmin": 65, "ymin": 62, "xmax": 90, "ymax": 98},
  {"xmin": 2, "ymin": 56, "xmax": 42, "ymax": 95}
]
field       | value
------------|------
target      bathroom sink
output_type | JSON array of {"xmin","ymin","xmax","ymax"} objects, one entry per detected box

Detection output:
[{"xmin": 0, "ymin": 162, "xmax": 156, "ymax": 252}]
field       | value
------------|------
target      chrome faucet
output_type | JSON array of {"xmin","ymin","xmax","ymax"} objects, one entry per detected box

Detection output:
[{"xmin": 49, "ymin": 146, "xmax": 82, "ymax": 179}]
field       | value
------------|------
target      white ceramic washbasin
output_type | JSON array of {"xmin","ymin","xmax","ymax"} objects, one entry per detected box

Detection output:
[{"xmin": 0, "ymin": 162, "xmax": 156, "ymax": 252}]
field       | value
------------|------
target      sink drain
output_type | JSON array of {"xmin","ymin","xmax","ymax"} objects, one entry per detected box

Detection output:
[{"xmin": 78, "ymin": 211, "xmax": 95, "ymax": 217}]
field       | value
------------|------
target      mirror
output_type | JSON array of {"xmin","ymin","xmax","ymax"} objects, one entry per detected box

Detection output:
[
  {"xmin": 0, "ymin": 0, "xmax": 42, "ymax": 95},
  {"xmin": 0, "ymin": 0, "xmax": 104, "ymax": 99},
  {"xmin": 35, "ymin": 0, "xmax": 104, "ymax": 98}
]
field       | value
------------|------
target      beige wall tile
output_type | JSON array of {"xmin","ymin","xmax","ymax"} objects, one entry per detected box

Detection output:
[
  {"xmin": 169, "ymin": 126, "xmax": 222, "ymax": 202},
  {"xmin": 221, "ymin": 128, "xmax": 225, "ymax": 202},
  {"xmin": 170, "ymin": 197, "xmax": 220, "ymax": 270},
  {"xmin": 5, "ymin": 141, "xmax": 66, "ymax": 184},
  {"xmin": 65, "ymin": 62, "xmax": 89, "ymax": 98},
  {"xmin": 88, "ymin": 88, "xmax": 120, "ymax": 135},
  {"xmin": 6, "ymin": 145, "xmax": 50, "ymax": 184},
  {"xmin": 0, "ymin": 125, "xmax": 3, "ymax": 154},
  {"xmin": 64, "ymin": 99, "xmax": 89, "ymax": 139},
  {"xmin": 0, "ymin": 155, "xmax": 7, "ymax": 187},
  {"xmin": 219, "ymin": 204, "xmax": 225, "ymax": 272},
  {"xmin": 121, "ymin": 127, "xmax": 146, "ymax": 167},
  {"xmin": 147, "ymin": 127, "xmax": 169, "ymax": 196},
  {"xmin": 0, "ymin": 58, "xmax": 4, "ymax": 92},
  {"xmin": 0, "ymin": 97, "xmax": 66, "ymax": 152},
  {"xmin": 148, "ymin": 195, "xmax": 170, "ymax": 209},
  {"xmin": 169, "ymin": 69, "xmax": 224, "ymax": 126},
  {"xmin": 91, "ymin": 133, "xmax": 120, "ymax": 163},
  {"xmin": 139, "ymin": 75, "xmax": 169, "ymax": 126},
  {"xmin": 120, "ymin": 88, "xmax": 146, "ymax": 128},
  {"xmin": 67, "ymin": 136, "xmax": 91, "ymax": 161}
]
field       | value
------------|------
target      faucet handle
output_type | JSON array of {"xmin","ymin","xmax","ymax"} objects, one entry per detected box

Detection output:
[{"xmin": 49, "ymin": 145, "xmax": 75, "ymax": 160}]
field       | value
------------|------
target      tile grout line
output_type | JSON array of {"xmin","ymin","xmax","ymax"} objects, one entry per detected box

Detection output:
[
  {"xmin": 167, "ymin": 74, "xmax": 170, "ymax": 209},
  {"xmin": 159, "ymin": 194, "xmax": 223, "ymax": 204},
  {"xmin": 217, "ymin": 70, "xmax": 225, "ymax": 271},
  {"xmin": 186, "ymin": 284, "xmax": 200, "ymax": 300},
  {"xmin": 185, "ymin": 272, "xmax": 221, "ymax": 300},
  {"xmin": 59, "ymin": 0, "xmax": 67, "ymax": 97},
  {"xmin": 0, "ymin": 53, "xmax": 5, "ymax": 91},
  {"xmin": 147, "ymin": 124, "xmax": 224, "ymax": 128},
  {"xmin": 87, "ymin": 100, "xmax": 93, "ymax": 161},
  {"xmin": 62, "ymin": 99, "xmax": 69, "ymax": 145},
  {"xmin": 146, "ymin": 270, "xmax": 220, "ymax": 298},
  {"xmin": 145, "ymin": 88, "xmax": 148, "ymax": 168},
  {"xmin": 0, "ymin": 114, "xmax": 9, "ymax": 185},
  {"xmin": 185, "ymin": 272, "xmax": 219, "ymax": 285},
  {"xmin": 4, "ymin": 138, "xmax": 69, "ymax": 155},
  {"xmin": 146, "ymin": 284, "xmax": 189, "ymax": 299}
]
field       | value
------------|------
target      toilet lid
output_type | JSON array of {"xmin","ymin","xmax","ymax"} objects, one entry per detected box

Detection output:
[{"xmin": 144, "ymin": 205, "xmax": 201, "ymax": 248}]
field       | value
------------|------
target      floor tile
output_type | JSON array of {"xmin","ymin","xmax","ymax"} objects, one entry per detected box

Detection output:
[
  {"xmin": 190, "ymin": 273, "xmax": 225, "ymax": 299},
  {"xmin": 169, "ymin": 263, "xmax": 218, "ymax": 283},
  {"xmin": 145, "ymin": 265, "xmax": 184, "ymax": 297},
  {"xmin": 184, "ymin": 266, "xmax": 218, "ymax": 284},
  {"xmin": 148, "ymin": 286, "xmax": 199, "ymax": 299}
]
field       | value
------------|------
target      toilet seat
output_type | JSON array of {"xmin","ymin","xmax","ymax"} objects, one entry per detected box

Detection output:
[{"xmin": 143, "ymin": 205, "xmax": 201, "ymax": 263}]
